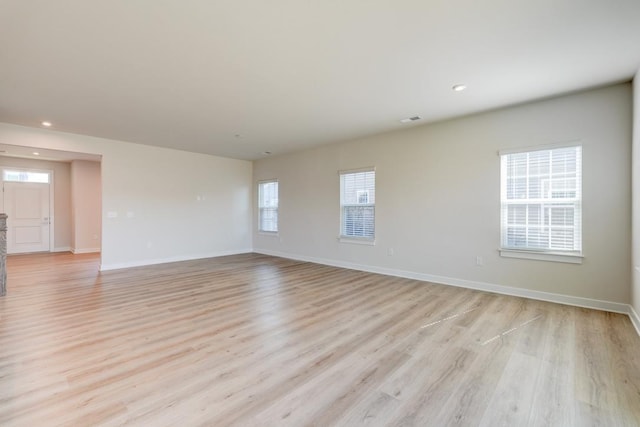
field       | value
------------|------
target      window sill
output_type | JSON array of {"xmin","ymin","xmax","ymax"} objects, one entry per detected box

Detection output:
[
  {"xmin": 339, "ymin": 237, "xmax": 376, "ymax": 246},
  {"xmin": 258, "ymin": 231, "xmax": 279, "ymax": 237},
  {"xmin": 499, "ymin": 249, "xmax": 583, "ymax": 264}
]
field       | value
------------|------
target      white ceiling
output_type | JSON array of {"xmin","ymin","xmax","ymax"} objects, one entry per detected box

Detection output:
[{"xmin": 1, "ymin": 0, "xmax": 639, "ymax": 161}]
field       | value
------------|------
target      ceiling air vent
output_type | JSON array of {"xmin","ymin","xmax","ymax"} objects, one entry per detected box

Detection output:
[{"xmin": 400, "ymin": 116, "xmax": 422, "ymax": 123}]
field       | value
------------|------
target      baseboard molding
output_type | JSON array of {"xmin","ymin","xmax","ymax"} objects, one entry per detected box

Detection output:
[
  {"xmin": 99, "ymin": 248, "xmax": 253, "ymax": 272},
  {"xmin": 254, "ymin": 248, "xmax": 631, "ymax": 315},
  {"xmin": 628, "ymin": 305, "xmax": 640, "ymax": 336},
  {"xmin": 72, "ymin": 248, "xmax": 101, "ymax": 254},
  {"xmin": 52, "ymin": 246, "xmax": 72, "ymax": 253},
  {"xmin": 96, "ymin": 246, "xmax": 639, "ymax": 336}
]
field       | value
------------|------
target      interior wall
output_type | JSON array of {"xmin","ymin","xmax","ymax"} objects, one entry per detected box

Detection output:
[
  {"xmin": 254, "ymin": 83, "xmax": 632, "ymax": 304},
  {"xmin": 0, "ymin": 123, "xmax": 253, "ymax": 269},
  {"xmin": 70, "ymin": 160, "xmax": 101, "ymax": 253},
  {"xmin": 632, "ymin": 71, "xmax": 640, "ymax": 317},
  {"xmin": 0, "ymin": 156, "xmax": 72, "ymax": 251}
]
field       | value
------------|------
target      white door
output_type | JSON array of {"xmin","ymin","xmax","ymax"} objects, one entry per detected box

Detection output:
[{"xmin": 3, "ymin": 182, "xmax": 50, "ymax": 253}]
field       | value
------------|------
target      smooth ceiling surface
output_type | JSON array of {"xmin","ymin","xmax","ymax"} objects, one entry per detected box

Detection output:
[{"xmin": 1, "ymin": 0, "xmax": 639, "ymax": 160}]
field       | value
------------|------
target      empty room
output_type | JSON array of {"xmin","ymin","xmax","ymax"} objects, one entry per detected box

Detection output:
[{"xmin": 1, "ymin": 1, "xmax": 640, "ymax": 426}]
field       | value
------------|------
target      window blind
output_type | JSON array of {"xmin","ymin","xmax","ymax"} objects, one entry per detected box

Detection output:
[
  {"xmin": 258, "ymin": 180, "xmax": 278, "ymax": 232},
  {"xmin": 500, "ymin": 146, "xmax": 582, "ymax": 253},
  {"xmin": 340, "ymin": 169, "xmax": 375, "ymax": 239}
]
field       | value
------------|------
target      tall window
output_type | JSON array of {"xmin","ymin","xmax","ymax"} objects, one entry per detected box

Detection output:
[
  {"xmin": 500, "ymin": 145, "xmax": 582, "ymax": 255},
  {"xmin": 258, "ymin": 180, "xmax": 278, "ymax": 233},
  {"xmin": 340, "ymin": 169, "xmax": 375, "ymax": 240}
]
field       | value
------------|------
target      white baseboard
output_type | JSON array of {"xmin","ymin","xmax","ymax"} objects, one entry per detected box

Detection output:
[
  {"xmin": 254, "ymin": 248, "xmax": 631, "ymax": 315},
  {"xmin": 629, "ymin": 305, "xmax": 640, "ymax": 336},
  {"xmin": 99, "ymin": 248, "xmax": 253, "ymax": 271},
  {"xmin": 72, "ymin": 247, "xmax": 101, "ymax": 254},
  {"xmin": 96, "ymin": 246, "xmax": 640, "ymax": 337},
  {"xmin": 53, "ymin": 246, "xmax": 72, "ymax": 253}
]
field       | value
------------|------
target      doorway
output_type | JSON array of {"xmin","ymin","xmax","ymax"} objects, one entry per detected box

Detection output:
[
  {"xmin": 0, "ymin": 144, "xmax": 103, "ymax": 264},
  {"xmin": 1, "ymin": 169, "xmax": 53, "ymax": 254}
]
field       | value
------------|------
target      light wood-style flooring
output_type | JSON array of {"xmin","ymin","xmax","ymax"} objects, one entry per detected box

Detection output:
[{"xmin": 1, "ymin": 252, "xmax": 639, "ymax": 426}]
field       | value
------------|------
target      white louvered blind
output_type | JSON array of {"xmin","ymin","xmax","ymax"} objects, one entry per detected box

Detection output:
[
  {"xmin": 258, "ymin": 180, "xmax": 278, "ymax": 232},
  {"xmin": 500, "ymin": 146, "xmax": 582, "ymax": 253},
  {"xmin": 340, "ymin": 169, "xmax": 375, "ymax": 239}
]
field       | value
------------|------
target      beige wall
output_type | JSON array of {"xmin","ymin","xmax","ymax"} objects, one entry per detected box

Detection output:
[
  {"xmin": 632, "ymin": 72, "xmax": 640, "ymax": 316},
  {"xmin": 71, "ymin": 160, "xmax": 101, "ymax": 253},
  {"xmin": 0, "ymin": 156, "xmax": 72, "ymax": 251},
  {"xmin": 0, "ymin": 123, "xmax": 253, "ymax": 269},
  {"xmin": 254, "ymin": 84, "xmax": 632, "ymax": 304}
]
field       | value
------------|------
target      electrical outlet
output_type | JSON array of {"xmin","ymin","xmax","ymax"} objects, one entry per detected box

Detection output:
[{"xmin": 476, "ymin": 256, "xmax": 483, "ymax": 266}]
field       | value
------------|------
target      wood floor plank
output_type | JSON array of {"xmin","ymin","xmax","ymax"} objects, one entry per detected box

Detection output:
[
  {"xmin": 527, "ymin": 303, "xmax": 577, "ymax": 426},
  {"xmin": 1, "ymin": 252, "xmax": 639, "ymax": 426}
]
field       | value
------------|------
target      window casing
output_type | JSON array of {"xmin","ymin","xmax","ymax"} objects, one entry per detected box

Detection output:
[
  {"xmin": 340, "ymin": 169, "xmax": 375, "ymax": 241},
  {"xmin": 258, "ymin": 180, "xmax": 278, "ymax": 233},
  {"xmin": 500, "ymin": 145, "xmax": 582, "ymax": 259}
]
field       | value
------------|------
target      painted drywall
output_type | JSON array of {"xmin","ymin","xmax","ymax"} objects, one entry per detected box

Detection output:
[
  {"xmin": 632, "ymin": 72, "xmax": 640, "ymax": 318},
  {"xmin": 70, "ymin": 160, "xmax": 101, "ymax": 253},
  {"xmin": 0, "ymin": 156, "xmax": 72, "ymax": 251},
  {"xmin": 254, "ymin": 84, "xmax": 632, "ymax": 304},
  {"xmin": 0, "ymin": 123, "xmax": 253, "ymax": 269}
]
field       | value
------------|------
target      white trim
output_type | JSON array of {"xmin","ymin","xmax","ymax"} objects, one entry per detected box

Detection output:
[
  {"xmin": 99, "ymin": 248, "xmax": 252, "ymax": 271},
  {"xmin": 338, "ymin": 166, "xmax": 375, "ymax": 175},
  {"xmin": 253, "ymin": 248, "xmax": 630, "ymax": 315},
  {"xmin": 258, "ymin": 231, "xmax": 279, "ymax": 237},
  {"xmin": 49, "ymin": 170, "xmax": 55, "ymax": 252},
  {"xmin": 629, "ymin": 305, "xmax": 640, "ymax": 337},
  {"xmin": 257, "ymin": 178, "xmax": 278, "ymax": 185},
  {"xmin": 498, "ymin": 140, "xmax": 582, "ymax": 156},
  {"xmin": 53, "ymin": 246, "xmax": 72, "ymax": 253},
  {"xmin": 499, "ymin": 249, "xmax": 583, "ymax": 264},
  {"xmin": 338, "ymin": 237, "xmax": 376, "ymax": 245},
  {"xmin": 72, "ymin": 247, "xmax": 101, "ymax": 254}
]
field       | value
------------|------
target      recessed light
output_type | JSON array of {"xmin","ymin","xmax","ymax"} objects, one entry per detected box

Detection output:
[
  {"xmin": 41, "ymin": 121, "xmax": 52, "ymax": 127},
  {"xmin": 452, "ymin": 84, "xmax": 467, "ymax": 92},
  {"xmin": 33, "ymin": 152, "xmax": 40, "ymax": 156},
  {"xmin": 400, "ymin": 116, "xmax": 422, "ymax": 123}
]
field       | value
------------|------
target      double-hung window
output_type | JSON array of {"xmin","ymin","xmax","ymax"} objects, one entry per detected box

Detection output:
[
  {"xmin": 500, "ymin": 145, "xmax": 582, "ymax": 262},
  {"xmin": 340, "ymin": 168, "xmax": 375, "ymax": 241},
  {"xmin": 258, "ymin": 180, "xmax": 278, "ymax": 233}
]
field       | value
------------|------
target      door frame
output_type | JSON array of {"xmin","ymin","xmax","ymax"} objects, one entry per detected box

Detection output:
[{"xmin": 1, "ymin": 167, "xmax": 55, "ymax": 253}]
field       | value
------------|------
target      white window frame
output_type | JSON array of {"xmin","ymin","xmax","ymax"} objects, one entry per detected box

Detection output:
[
  {"xmin": 339, "ymin": 167, "xmax": 376, "ymax": 245},
  {"xmin": 258, "ymin": 179, "xmax": 279, "ymax": 234},
  {"xmin": 499, "ymin": 143, "xmax": 583, "ymax": 264}
]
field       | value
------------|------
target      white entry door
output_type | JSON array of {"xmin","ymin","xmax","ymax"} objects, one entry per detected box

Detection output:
[{"xmin": 3, "ymin": 182, "xmax": 51, "ymax": 253}]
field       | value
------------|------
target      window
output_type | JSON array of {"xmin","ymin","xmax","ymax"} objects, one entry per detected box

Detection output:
[
  {"xmin": 500, "ymin": 145, "xmax": 582, "ymax": 260},
  {"xmin": 258, "ymin": 180, "xmax": 278, "ymax": 233},
  {"xmin": 2, "ymin": 169, "xmax": 50, "ymax": 183},
  {"xmin": 340, "ymin": 169, "xmax": 375, "ymax": 240}
]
